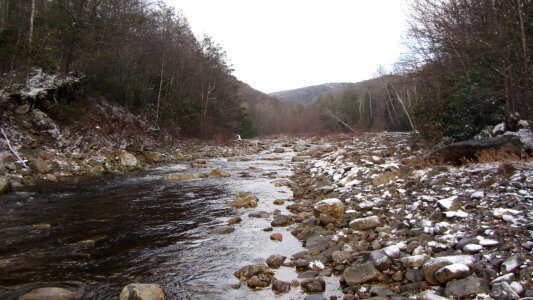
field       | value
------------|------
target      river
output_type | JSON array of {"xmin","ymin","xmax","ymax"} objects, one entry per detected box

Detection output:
[{"xmin": 0, "ymin": 143, "xmax": 339, "ymax": 299}]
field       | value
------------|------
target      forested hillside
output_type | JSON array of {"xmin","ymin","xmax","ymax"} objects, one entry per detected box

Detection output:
[
  {"xmin": 0, "ymin": 0, "xmax": 246, "ymax": 138},
  {"xmin": 269, "ymin": 83, "xmax": 350, "ymax": 104},
  {"xmin": 239, "ymin": 83, "xmax": 328, "ymax": 136},
  {"xmin": 302, "ymin": 0, "xmax": 532, "ymax": 142}
]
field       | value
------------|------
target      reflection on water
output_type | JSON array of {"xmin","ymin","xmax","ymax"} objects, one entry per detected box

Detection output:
[{"xmin": 0, "ymin": 151, "xmax": 336, "ymax": 299}]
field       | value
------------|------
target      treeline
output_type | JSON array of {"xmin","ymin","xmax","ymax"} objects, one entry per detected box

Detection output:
[
  {"xmin": 403, "ymin": 0, "xmax": 532, "ymax": 141},
  {"xmin": 0, "ymin": 0, "xmax": 247, "ymax": 138},
  {"xmin": 310, "ymin": 0, "xmax": 532, "ymax": 142},
  {"xmin": 240, "ymin": 83, "xmax": 329, "ymax": 136},
  {"xmin": 312, "ymin": 76, "xmax": 414, "ymax": 133}
]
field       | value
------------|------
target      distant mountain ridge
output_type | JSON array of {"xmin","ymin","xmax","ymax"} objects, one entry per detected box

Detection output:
[{"xmin": 269, "ymin": 83, "xmax": 352, "ymax": 104}]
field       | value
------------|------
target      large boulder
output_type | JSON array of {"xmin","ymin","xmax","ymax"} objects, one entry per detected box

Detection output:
[
  {"xmin": 427, "ymin": 135, "xmax": 525, "ymax": 165},
  {"xmin": 19, "ymin": 287, "xmax": 79, "ymax": 300},
  {"xmin": 313, "ymin": 198, "xmax": 345, "ymax": 218},
  {"xmin": 119, "ymin": 283, "xmax": 165, "ymax": 300},
  {"xmin": 228, "ymin": 192, "xmax": 258, "ymax": 208}
]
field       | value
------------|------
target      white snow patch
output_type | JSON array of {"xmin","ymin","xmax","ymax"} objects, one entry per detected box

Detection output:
[
  {"xmin": 504, "ymin": 128, "xmax": 533, "ymax": 149},
  {"xmin": 493, "ymin": 208, "xmax": 520, "ymax": 217},
  {"xmin": 471, "ymin": 191, "xmax": 485, "ymax": 199},
  {"xmin": 444, "ymin": 210, "xmax": 469, "ymax": 218}
]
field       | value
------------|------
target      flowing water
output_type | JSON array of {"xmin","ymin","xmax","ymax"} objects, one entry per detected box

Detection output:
[{"xmin": 0, "ymin": 147, "xmax": 339, "ymax": 299}]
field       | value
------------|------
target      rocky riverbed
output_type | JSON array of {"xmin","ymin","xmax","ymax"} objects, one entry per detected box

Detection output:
[
  {"xmin": 231, "ymin": 132, "xmax": 532, "ymax": 300},
  {"xmin": 1, "ymin": 130, "xmax": 532, "ymax": 300}
]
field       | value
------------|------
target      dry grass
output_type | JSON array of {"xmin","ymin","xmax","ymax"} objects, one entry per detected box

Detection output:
[{"xmin": 475, "ymin": 149, "xmax": 532, "ymax": 163}]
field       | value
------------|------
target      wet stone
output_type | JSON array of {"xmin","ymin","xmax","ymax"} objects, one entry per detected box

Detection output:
[
  {"xmin": 271, "ymin": 215, "xmax": 291, "ymax": 227},
  {"xmin": 270, "ymin": 233, "xmax": 283, "ymax": 241},
  {"xmin": 300, "ymin": 277, "xmax": 326, "ymax": 293},
  {"xmin": 234, "ymin": 264, "xmax": 268, "ymax": 280},
  {"xmin": 271, "ymin": 279, "xmax": 291, "ymax": 293},
  {"xmin": 227, "ymin": 217, "xmax": 241, "ymax": 225},
  {"xmin": 209, "ymin": 226, "xmax": 235, "ymax": 234},
  {"xmin": 298, "ymin": 270, "xmax": 319, "ymax": 279},
  {"xmin": 343, "ymin": 262, "xmax": 380, "ymax": 286},
  {"xmin": 266, "ymin": 255, "xmax": 286, "ymax": 269},
  {"xmin": 119, "ymin": 283, "xmax": 165, "ymax": 300},
  {"xmin": 19, "ymin": 287, "xmax": 79, "ymax": 300}
]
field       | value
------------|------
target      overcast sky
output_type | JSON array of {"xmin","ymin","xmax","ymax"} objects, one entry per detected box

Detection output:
[{"xmin": 164, "ymin": 0, "xmax": 409, "ymax": 93}]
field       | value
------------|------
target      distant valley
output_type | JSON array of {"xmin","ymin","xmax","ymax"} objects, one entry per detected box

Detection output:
[{"xmin": 269, "ymin": 83, "xmax": 352, "ymax": 104}]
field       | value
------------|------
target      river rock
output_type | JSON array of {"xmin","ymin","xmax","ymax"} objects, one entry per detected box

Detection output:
[
  {"xmin": 15, "ymin": 104, "xmax": 30, "ymax": 114},
  {"xmin": 437, "ymin": 196, "xmax": 462, "ymax": 211},
  {"xmin": 32, "ymin": 158, "xmax": 50, "ymax": 174},
  {"xmin": 434, "ymin": 263, "xmax": 472, "ymax": 283},
  {"xmin": 19, "ymin": 287, "xmax": 79, "ymax": 300},
  {"xmin": 314, "ymin": 198, "xmax": 345, "ymax": 218},
  {"xmin": 272, "ymin": 279, "xmax": 291, "ymax": 293},
  {"xmin": 143, "ymin": 151, "xmax": 162, "ymax": 163},
  {"xmin": 228, "ymin": 217, "xmax": 241, "ymax": 224},
  {"xmin": 422, "ymin": 255, "xmax": 475, "ymax": 285},
  {"xmin": 274, "ymin": 148, "xmax": 285, "ymax": 153},
  {"xmin": 300, "ymin": 278, "xmax": 325, "ymax": 293},
  {"xmin": 247, "ymin": 275, "xmax": 271, "ymax": 288},
  {"xmin": 417, "ymin": 290, "xmax": 449, "ymax": 300},
  {"xmin": 400, "ymin": 255, "xmax": 429, "ymax": 268},
  {"xmin": 0, "ymin": 176, "xmax": 10, "ymax": 194},
  {"xmin": 117, "ymin": 151, "xmax": 138, "ymax": 168},
  {"xmin": 209, "ymin": 226, "xmax": 235, "ymax": 234},
  {"xmin": 444, "ymin": 276, "xmax": 490, "ymax": 298},
  {"xmin": 372, "ymin": 171, "xmax": 397, "ymax": 185},
  {"xmin": 349, "ymin": 216, "xmax": 382, "ymax": 231},
  {"xmin": 501, "ymin": 254, "xmax": 525, "ymax": 274},
  {"xmin": 332, "ymin": 250, "xmax": 351, "ymax": 263},
  {"xmin": 271, "ymin": 215, "xmax": 291, "ymax": 227},
  {"xmin": 266, "ymin": 255, "xmax": 286, "ymax": 268},
  {"xmin": 249, "ymin": 211, "xmax": 269, "ymax": 218},
  {"xmin": 228, "ymin": 192, "xmax": 258, "ymax": 208},
  {"xmin": 162, "ymin": 173, "xmax": 202, "ymax": 181},
  {"xmin": 234, "ymin": 264, "xmax": 268, "ymax": 280},
  {"xmin": 270, "ymin": 233, "xmax": 283, "ymax": 241},
  {"xmin": 343, "ymin": 262, "xmax": 380, "ymax": 286},
  {"xmin": 491, "ymin": 282, "xmax": 520, "ymax": 300},
  {"xmin": 405, "ymin": 268, "xmax": 425, "ymax": 283},
  {"xmin": 119, "ymin": 283, "xmax": 165, "ymax": 300},
  {"xmin": 367, "ymin": 250, "xmax": 392, "ymax": 271},
  {"xmin": 206, "ymin": 169, "xmax": 230, "ymax": 178},
  {"xmin": 273, "ymin": 199, "xmax": 285, "ymax": 205},
  {"xmin": 305, "ymin": 235, "xmax": 332, "ymax": 252}
]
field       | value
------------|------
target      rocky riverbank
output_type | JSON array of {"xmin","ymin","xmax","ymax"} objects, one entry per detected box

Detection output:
[
  {"xmin": 0, "ymin": 96, "xmax": 265, "ymax": 193},
  {"xmin": 233, "ymin": 132, "xmax": 532, "ymax": 300}
]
